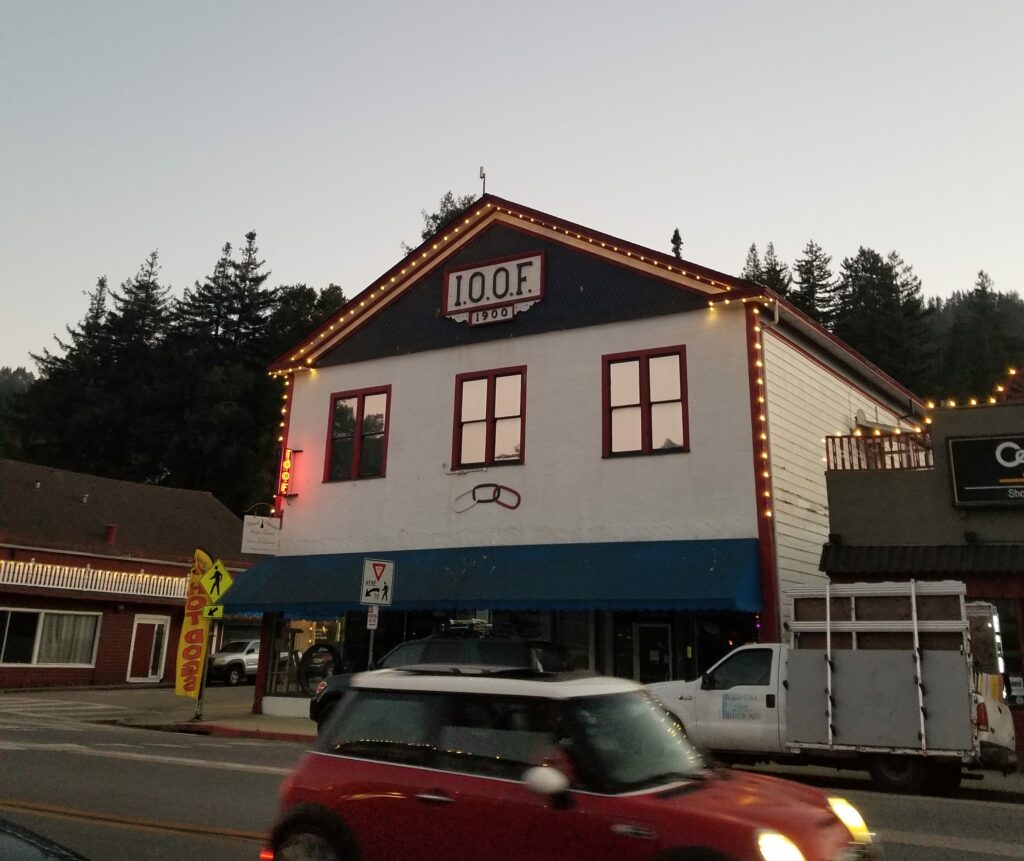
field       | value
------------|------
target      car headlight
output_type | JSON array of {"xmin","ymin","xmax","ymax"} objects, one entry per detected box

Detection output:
[
  {"xmin": 828, "ymin": 797, "xmax": 872, "ymax": 844},
  {"xmin": 757, "ymin": 831, "xmax": 806, "ymax": 861}
]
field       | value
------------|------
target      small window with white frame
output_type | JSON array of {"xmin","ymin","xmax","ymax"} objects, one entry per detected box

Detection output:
[{"xmin": 602, "ymin": 346, "xmax": 689, "ymax": 457}]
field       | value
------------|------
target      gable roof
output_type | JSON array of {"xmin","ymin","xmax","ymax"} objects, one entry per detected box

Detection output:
[
  {"xmin": 268, "ymin": 194, "xmax": 925, "ymax": 415},
  {"xmin": 268, "ymin": 194, "xmax": 758, "ymax": 374},
  {"xmin": 0, "ymin": 460, "xmax": 252, "ymax": 566}
]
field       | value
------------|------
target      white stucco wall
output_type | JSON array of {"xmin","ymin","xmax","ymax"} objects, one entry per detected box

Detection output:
[{"xmin": 277, "ymin": 307, "xmax": 759, "ymax": 556}]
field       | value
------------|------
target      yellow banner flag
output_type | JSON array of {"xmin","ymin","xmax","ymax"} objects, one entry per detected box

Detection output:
[{"xmin": 175, "ymin": 548, "xmax": 214, "ymax": 697}]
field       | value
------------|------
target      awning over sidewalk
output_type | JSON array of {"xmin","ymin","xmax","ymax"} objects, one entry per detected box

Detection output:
[{"xmin": 222, "ymin": 539, "xmax": 761, "ymax": 617}]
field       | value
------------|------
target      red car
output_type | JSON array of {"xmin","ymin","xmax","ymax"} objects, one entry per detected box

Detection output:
[{"xmin": 264, "ymin": 669, "xmax": 879, "ymax": 861}]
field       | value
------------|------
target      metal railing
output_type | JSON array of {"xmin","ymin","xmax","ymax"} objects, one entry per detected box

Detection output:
[
  {"xmin": 825, "ymin": 432, "xmax": 933, "ymax": 471},
  {"xmin": 0, "ymin": 559, "xmax": 187, "ymax": 600}
]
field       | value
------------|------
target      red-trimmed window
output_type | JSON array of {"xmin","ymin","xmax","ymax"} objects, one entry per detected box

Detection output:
[
  {"xmin": 453, "ymin": 367, "xmax": 525, "ymax": 468},
  {"xmin": 326, "ymin": 386, "xmax": 391, "ymax": 481},
  {"xmin": 602, "ymin": 346, "xmax": 688, "ymax": 456}
]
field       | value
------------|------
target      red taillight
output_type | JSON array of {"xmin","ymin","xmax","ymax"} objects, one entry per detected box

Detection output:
[
  {"xmin": 977, "ymin": 701, "xmax": 989, "ymax": 731},
  {"xmin": 259, "ymin": 850, "xmax": 274, "ymax": 860}
]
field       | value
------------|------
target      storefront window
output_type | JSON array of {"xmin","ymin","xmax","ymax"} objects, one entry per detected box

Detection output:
[{"xmin": 266, "ymin": 615, "xmax": 347, "ymax": 697}]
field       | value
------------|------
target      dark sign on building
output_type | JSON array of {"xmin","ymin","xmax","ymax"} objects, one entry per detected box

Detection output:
[{"xmin": 949, "ymin": 434, "xmax": 1024, "ymax": 506}]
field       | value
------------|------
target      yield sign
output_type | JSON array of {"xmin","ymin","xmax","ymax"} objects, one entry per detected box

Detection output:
[{"xmin": 360, "ymin": 558, "xmax": 395, "ymax": 606}]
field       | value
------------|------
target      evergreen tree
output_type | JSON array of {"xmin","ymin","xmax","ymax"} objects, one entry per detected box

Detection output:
[
  {"xmin": 0, "ymin": 366, "xmax": 34, "ymax": 459},
  {"xmin": 19, "ymin": 276, "xmax": 122, "ymax": 472},
  {"xmin": 174, "ymin": 242, "xmax": 234, "ymax": 350},
  {"xmin": 229, "ymin": 231, "xmax": 275, "ymax": 358},
  {"xmin": 266, "ymin": 283, "xmax": 347, "ymax": 358},
  {"xmin": 103, "ymin": 252, "xmax": 174, "ymax": 481},
  {"xmin": 831, "ymin": 247, "xmax": 932, "ymax": 392},
  {"xmin": 670, "ymin": 228, "xmax": 683, "ymax": 259},
  {"xmin": 761, "ymin": 242, "xmax": 792, "ymax": 298},
  {"xmin": 791, "ymin": 240, "xmax": 834, "ymax": 324},
  {"xmin": 741, "ymin": 243, "xmax": 763, "ymax": 283},
  {"xmin": 403, "ymin": 191, "xmax": 478, "ymax": 253},
  {"xmin": 932, "ymin": 273, "xmax": 1024, "ymax": 401}
]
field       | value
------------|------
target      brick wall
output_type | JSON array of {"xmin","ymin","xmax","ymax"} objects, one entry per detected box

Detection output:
[{"xmin": 0, "ymin": 591, "xmax": 184, "ymax": 689}]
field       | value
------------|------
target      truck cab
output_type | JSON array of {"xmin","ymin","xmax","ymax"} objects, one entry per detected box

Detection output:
[{"xmin": 649, "ymin": 643, "xmax": 786, "ymax": 755}]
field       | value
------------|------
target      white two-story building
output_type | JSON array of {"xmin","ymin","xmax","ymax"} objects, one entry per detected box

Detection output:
[{"xmin": 223, "ymin": 196, "xmax": 924, "ymax": 713}]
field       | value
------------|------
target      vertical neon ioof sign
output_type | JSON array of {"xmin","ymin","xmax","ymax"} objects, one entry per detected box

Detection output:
[{"xmin": 275, "ymin": 447, "xmax": 297, "ymax": 512}]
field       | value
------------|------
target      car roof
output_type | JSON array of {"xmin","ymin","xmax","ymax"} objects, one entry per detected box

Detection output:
[{"xmin": 349, "ymin": 667, "xmax": 641, "ymax": 699}]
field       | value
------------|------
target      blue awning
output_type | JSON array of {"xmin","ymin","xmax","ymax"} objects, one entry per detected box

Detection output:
[{"xmin": 222, "ymin": 539, "xmax": 762, "ymax": 617}]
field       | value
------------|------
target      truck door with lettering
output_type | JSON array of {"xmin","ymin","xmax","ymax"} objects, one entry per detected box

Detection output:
[{"xmin": 693, "ymin": 646, "xmax": 783, "ymax": 753}]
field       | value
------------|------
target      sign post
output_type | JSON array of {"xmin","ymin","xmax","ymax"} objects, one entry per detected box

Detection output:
[{"xmin": 360, "ymin": 559, "xmax": 394, "ymax": 670}]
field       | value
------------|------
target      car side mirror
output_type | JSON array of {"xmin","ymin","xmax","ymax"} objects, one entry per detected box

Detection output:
[
  {"xmin": 523, "ymin": 766, "xmax": 570, "ymax": 797},
  {"xmin": 701, "ymin": 672, "xmax": 712, "ymax": 690}
]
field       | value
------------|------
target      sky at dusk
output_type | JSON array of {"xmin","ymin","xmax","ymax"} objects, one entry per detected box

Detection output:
[{"xmin": 2, "ymin": 1, "xmax": 1022, "ymax": 372}]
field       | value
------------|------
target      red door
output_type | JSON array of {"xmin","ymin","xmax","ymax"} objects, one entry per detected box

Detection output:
[{"xmin": 128, "ymin": 616, "xmax": 169, "ymax": 681}]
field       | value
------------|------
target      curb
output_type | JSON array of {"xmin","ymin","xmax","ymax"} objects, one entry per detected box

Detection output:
[{"xmin": 173, "ymin": 721, "xmax": 315, "ymax": 744}]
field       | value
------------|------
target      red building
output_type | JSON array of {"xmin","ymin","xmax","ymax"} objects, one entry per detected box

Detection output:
[{"xmin": 0, "ymin": 460, "xmax": 254, "ymax": 689}]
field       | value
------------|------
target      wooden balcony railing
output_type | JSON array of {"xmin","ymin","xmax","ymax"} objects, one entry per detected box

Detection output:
[
  {"xmin": 0, "ymin": 559, "xmax": 187, "ymax": 599},
  {"xmin": 825, "ymin": 432, "xmax": 933, "ymax": 471}
]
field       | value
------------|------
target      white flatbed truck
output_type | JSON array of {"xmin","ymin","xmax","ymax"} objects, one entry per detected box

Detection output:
[{"xmin": 649, "ymin": 580, "xmax": 1018, "ymax": 794}]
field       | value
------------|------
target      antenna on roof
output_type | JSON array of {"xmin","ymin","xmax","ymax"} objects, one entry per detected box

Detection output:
[{"xmin": 479, "ymin": 165, "xmax": 486, "ymax": 195}]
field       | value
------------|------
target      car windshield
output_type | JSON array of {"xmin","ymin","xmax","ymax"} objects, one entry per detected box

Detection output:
[
  {"xmin": 218, "ymin": 641, "xmax": 249, "ymax": 653},
  {"xmin": 567, "ymin": 691, "xmax": 705, "ymax": 792}
]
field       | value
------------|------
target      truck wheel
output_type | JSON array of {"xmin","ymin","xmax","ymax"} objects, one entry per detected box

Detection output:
[
  {"xmin": 868, "ymin": 754, "xmax": 927, "ymax": 793},
  {"xmin": 926, "ymin": 761, "xmax": 962, "ymax": 795},
  {"xmin": 226, "ymin": 664, "xmax": 244, "ymax": 686}
]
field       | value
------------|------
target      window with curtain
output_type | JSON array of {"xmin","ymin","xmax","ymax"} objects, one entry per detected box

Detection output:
[
  {"xmin": 0, "ymin": 609, "xmax": 99, "ymax": 665},
  {"xmin": 37, "ymin": 612, "xmax": 99, "ymax": 664}
]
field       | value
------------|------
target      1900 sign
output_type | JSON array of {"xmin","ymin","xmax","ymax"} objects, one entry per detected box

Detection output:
[{"xmin": 443, "ymin": 253, "xmax": 544, "ymax": 326}]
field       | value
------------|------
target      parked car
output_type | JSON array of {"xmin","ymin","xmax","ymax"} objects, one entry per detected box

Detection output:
[
  {"xmin": 207, "ymin": 639, "xmax": 260, "ymax": 686},
  {"xmin": 0, "ymin": 815, "xmax": 90, "ymax": 859},
  {"xmin": 308, "ymin": 633, "xmax": 570, "ymax": 731},
  {"xmin": 266, "ymin": 667, "xmax": 879, "ymax": 861}
]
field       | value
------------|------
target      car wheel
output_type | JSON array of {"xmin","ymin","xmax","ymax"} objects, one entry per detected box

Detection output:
[
  {"xmin": 226, "ymin": 664, "xmax": 244, "ymax": 686},
  {"xmin": 868, "ymin": 754, "xmax": 927, "ymax": 793},
  {"xmin": 275, "ymin": 827, "xmax": 344, "ymax": 861}
]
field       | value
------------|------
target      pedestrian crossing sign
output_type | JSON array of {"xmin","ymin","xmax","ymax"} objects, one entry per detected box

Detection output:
[{"xmin": 199, "ymin": 560, "xmax": 233, "ymax": 601}]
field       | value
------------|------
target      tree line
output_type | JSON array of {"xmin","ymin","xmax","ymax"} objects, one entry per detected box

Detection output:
[
  {"xmin": 734, "ymin": 238, "xmax": 1023, "ymax": 400},
  {"xmin": 0, "ymin": 233, "xmax": 345, "ymax": 513}
]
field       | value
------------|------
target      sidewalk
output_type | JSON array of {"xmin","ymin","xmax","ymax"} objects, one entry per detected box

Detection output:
[{"xmin": 113, "ymin": 684, "xmax": 318, "ymax": 743}]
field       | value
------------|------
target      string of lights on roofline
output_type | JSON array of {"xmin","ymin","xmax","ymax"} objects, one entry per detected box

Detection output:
[{"xmin": 267, "ymin": 201, "xmax": 754, "ymax": 378}]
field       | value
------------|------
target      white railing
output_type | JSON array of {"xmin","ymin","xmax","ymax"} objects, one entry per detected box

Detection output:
[{"xmin": 0, "ymin": 560, "xmax": 187, "ymax": 600}]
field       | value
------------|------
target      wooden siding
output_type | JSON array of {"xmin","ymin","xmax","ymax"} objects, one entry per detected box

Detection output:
[{"xmin": 762, "ymin": 330, "xmax": 906, "ymax": 622}]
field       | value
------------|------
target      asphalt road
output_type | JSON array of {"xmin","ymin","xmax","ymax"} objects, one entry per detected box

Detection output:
[
  {"xmin": 1, "ymin": 688, "xmax": 1021, "ymax": 861},
  {"xmin": 0, "ymin": 692, "xmax": 307, "ymax": 861}
]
